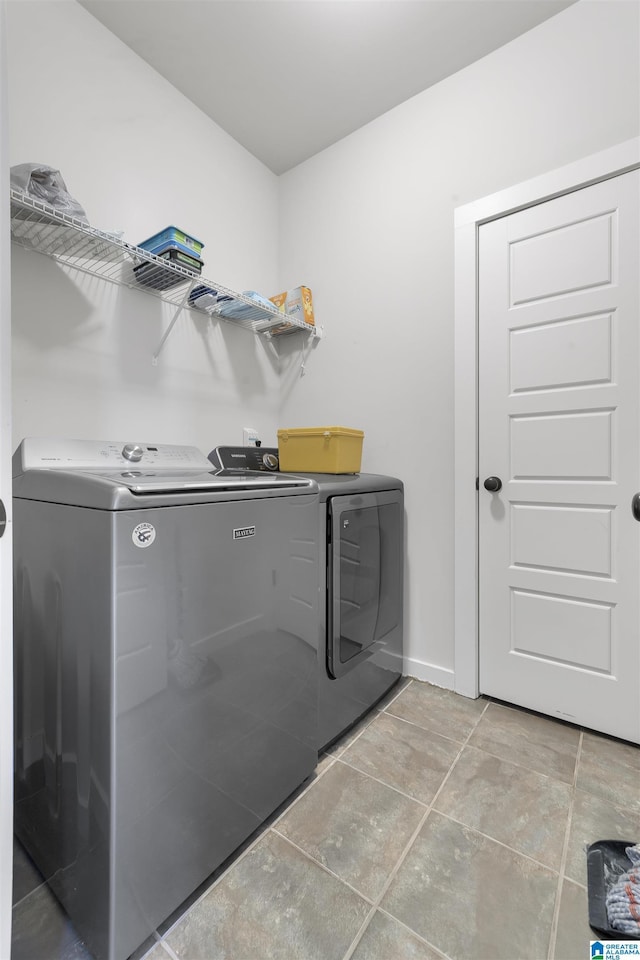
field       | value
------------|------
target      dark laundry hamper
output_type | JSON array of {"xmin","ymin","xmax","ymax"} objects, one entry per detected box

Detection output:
[{"xmin": 587, "ymin": 840, "xmax": 640, "ymax": 941}]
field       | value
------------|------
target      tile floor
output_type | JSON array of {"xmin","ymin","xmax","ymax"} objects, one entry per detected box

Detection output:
[{"xmin": 11, "ymin": 678, "xmax": 640, "ymax": 960}]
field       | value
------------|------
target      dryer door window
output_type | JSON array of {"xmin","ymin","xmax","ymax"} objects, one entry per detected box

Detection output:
[{"xmin": 327, "ymin": 489, "xmax": 403, "ymax": 679}]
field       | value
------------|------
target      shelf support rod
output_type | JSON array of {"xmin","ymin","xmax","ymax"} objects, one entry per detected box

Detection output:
[{"xmin": 152, "ymin": 281, "xmax": 197, "ymax": 365}]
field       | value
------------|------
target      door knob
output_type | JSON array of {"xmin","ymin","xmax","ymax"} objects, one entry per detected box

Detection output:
[
  {"xmin": 483, "ymin": 476, "xmax": 502, "ymax": 492},
  {"xmin": 633, "ymin": 493, "xmax": 640, "ymax": 521},
  {"xmin": 0, "ymin": 499, "xmax": 5, "ymax": 538}
]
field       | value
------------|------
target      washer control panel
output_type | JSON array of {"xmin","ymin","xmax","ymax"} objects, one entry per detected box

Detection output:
[
  {"xmin": 14, "ymin": 438, "xmax": 212, "ymax": 475},
  {"xmin": 210, "ymin": 446, "xmax": 280, "ymax": 472}
]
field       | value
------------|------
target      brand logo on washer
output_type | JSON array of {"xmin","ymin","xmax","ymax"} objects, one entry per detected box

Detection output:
[
  {"xmin": 132, "ymin": 522, "xmax": 156, "ymax": 548},
  {"xmin": 233, "ymin": 525, "xmax": 255, "ymax": 540}
]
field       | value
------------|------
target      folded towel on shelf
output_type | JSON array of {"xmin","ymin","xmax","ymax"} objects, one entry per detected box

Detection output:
[{"xmin": 217, "ymin": 290, "xmax": 275, "ymax": 320}]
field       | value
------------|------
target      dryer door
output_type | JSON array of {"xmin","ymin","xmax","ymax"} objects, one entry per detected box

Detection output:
[{"xmin": 328, "ymin": 489, "xmax": 403, "ymax": 679}]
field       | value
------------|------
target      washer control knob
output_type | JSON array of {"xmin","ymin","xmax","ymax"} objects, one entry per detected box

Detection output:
[
  {"xmin": 262, "ymin": 453, "xmax": 279, "ymax": 471},
  {"xmin": 122, "ymin": 443, "xmax": 144, "ymax": 462}
]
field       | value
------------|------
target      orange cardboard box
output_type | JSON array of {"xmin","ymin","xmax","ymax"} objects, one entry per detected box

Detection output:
[{"xmin": 268, "ymin": 286, "xmax": 314, "ymax": 335}]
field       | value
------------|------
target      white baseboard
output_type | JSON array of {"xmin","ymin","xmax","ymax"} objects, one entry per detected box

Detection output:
[{"xmin": 403, "ymin": 657, "xmax": 455, "ymax": 690}]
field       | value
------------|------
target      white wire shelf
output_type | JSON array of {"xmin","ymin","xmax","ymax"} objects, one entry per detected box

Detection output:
[{"xmin": 10, "ymin": 190, "xmax": 321, "ymax": 355}]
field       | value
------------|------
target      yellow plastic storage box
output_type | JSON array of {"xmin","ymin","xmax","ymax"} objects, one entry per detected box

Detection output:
[{"xmin": 277, "ymin": 426, "xmax": 364, "ymax": 474}]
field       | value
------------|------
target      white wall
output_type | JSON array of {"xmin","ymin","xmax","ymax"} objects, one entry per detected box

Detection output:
[
  {"xmin": 277, "ymin": 0, "xmax": 640, "ymax": 684},
  {"xmin": 7, "ymin": 0, "xmax": 282, "ymax": 452}
]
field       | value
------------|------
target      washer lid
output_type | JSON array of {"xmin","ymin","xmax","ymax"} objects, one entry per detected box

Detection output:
[
  {"xmin": 12, "ymin": 438, "xmax": 315, "ymax": 507},
  {"xmin": 86, "ymin": 467, "xmax": 313, "ymax": 493}
]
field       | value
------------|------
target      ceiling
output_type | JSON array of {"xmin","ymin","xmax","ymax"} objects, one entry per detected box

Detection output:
[{"xmin": 79, "ymin": 0, "xmax": 576, "ymax": 175}]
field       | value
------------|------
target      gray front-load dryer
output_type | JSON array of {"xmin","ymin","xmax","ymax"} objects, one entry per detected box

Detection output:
[
  {"xmin": 210, "ymin": 447, "xmax": 404, "ymax": 752},
  {"xmin": 12, "ymin": 438, "xmax": 320, "ymax": 960}
]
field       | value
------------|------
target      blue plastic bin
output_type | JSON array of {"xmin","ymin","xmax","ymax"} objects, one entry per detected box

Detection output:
[{"xmin": 138, "ymin": 226, "xmax": 204, "ymax": 259}]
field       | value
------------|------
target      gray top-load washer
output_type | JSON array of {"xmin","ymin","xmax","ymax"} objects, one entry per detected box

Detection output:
[
  {"xmin": 13, "ymin": 438, "xmax": 320, "ymax": 960},
  {"xmin": 210, "ymin": 447, "xmax": 404, "ymax": 752}
]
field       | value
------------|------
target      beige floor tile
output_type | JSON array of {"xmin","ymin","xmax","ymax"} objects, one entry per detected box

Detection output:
[
  {"xmin": 553, "ymin": 879, "xmax": 595, "ymax": 960},
  {"xmin": 350, "ymin": 911, "xmax": 443, "ymax": 960},
  {"xmin": 381, "ymin": 811, "xmax": 557, "ymax": 960},
  {"xmin": 275, "ymin": 760, "xmax": 424, "ymax": 900},
  {"xmin": 141, "ymin": 944, "xmax": 173, "ymax": 960},
  {"xmin": 564, "ymin": 788, "xmax": 640, "ymax": 886},
  {"xmin": 165, "ymin": 830, "xmax": 370, "ymax": 960},
  {"xmin": 576, "ymin": 732, "xmax": 640, "ymax": 815},
  {"xmin": 581, "ymin": 730, "xmax": 640, "ymax": 770},
  {"xmin": 341, "ymin": 711, "xmax": 461, "ymax": 804},
  {"xmin": 434, "ymin": 744, "xmax": 572, "ymax": 870},
  {"xmin": 385, "ymin": 680, "xmax": 487, "ymax": 743},
  {"xmin": 468, "ymin": 702, "xmax": 580, "ymax": 783}
]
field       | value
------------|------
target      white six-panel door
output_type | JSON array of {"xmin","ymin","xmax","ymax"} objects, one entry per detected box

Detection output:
[{"xmin": 478, "ymin": 170, "xmax": 639, "ymax": 744}]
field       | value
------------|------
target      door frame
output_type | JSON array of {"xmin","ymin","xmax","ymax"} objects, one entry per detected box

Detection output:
[
  {"xmin": 453, "ymin": 137, "xmax": 640, "ymax": 700},
  {"xmin": 0, "ymin": 2, "xmax": 12, "ymax": 955}
]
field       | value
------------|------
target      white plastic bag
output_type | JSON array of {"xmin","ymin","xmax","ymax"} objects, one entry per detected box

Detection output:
[{"xmin": 10, "ymin": 163, "xmax": 88, "ymax": 223}]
